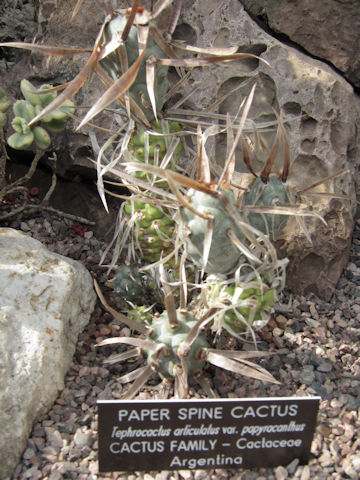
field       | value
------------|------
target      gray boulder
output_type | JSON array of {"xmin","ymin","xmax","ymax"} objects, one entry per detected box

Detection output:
[{"xmin": 0, "ymin": 228, "xmax": 96, "ymax": 480}]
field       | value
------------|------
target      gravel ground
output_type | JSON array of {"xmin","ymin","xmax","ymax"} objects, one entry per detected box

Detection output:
[{"xmin": 5, "ymin": 210, "xmax": 360, "ymax": 480}]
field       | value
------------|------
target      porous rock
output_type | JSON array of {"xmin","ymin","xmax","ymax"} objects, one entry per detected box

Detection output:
[
  {"xmin": 0, "ymin": 228, "xmax": 96, "ymax": 480},
  {"xmin": 176, "ymin": 0, "xmax": 359, "ymax": 300},
  {"xmin": 239, "ymin": 0, "xmax": 360, "ymax": 89}
]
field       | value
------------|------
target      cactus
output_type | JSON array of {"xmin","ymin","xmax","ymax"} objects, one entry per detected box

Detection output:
[
  {"xmin": 179, "ymin": 186, "xmax": 247, "ymax": 275},
  {"xmin": 205, "ymin": 275, "xmax": 276, "ymax": 338},
  {"xmin": 95, "ymin": 279, "xmax": 280, "ymax": 399},
  {"xmin": 100, "ymin": 13, "xmax": 169, "ymax": 121},
  {"xmin": 127, "ymin": 120, "xmax": 182, "ymax": 186},
  {"xmin": 243, "ymin": 174, "xmax": 292, "ymax": 240},
  {"xmin": 110, "ymin": 265, "xmax": 162, "ymax": 308},
  {"xmin": 110, "ymin": 265, "xmax": 145, "ymax": 304},
  {"xmin": 123, "ymin": 198, "xmax": 175, "ymax": 264},
  {"xmin": 147, "ymin": 309, "xmax": 210, "ymax": 381}
]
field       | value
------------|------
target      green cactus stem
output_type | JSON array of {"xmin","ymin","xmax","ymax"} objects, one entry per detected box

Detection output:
[
  {"xmin": 205, "ymin": 275, "xmax": 275, "ymax": 338},
  {"xmin": 180, "ymin": 186, "xmax": 246, "ymax": 275},
  {"xmin": 243, "ymin": 174, "xmax": 292, "ymax": 240},
  {"xmin": 110, "ymin": 265, "xmax": 145, "ymax": 303},
  {"xmin": 123, "ymin": 198, "xmax": 175, "ymax": 264},
  {"xmin": 128, "ymin": 121, "xmax": 182, "ymax": 187},
  {"xmin": 146, "ymin": 309, "xmax": 210, "ymax": 380},
  {"xmin": 95, "ymin": 278, "xmax": 281, "ymax": 399},
  {"xmin": 100, "ymin": 14, "xmax": 169, "ymax": 121}
]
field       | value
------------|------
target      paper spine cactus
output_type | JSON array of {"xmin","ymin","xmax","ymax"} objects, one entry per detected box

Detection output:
[
  {"xmin": 100, "ymin": 14, "xmax": 169, "ymax": 121},
  {"xmin": 123, "ymin": 199, "xmax": 175, "ymax": 264},
  {"xmin": 110, "ymin": 265, "xmax": 145, "ymax": 304},
  {"xmin": 243, "ymin": 174, "xmax": 292, "ymax": 240},
  {"xmin": 146, "ymin": 310, "xmax": 210, "ymax": 380},
  {"xmin": 179, "ymin": 186, "xmax": 246, "ymax": 275},
  {"xmin": 127, "ymin": 120, "xmax": 182, "ymax": 185}
]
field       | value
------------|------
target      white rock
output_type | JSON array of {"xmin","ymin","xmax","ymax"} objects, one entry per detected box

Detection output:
[{"xmin": 0, "ymin": 228, "xmax": 96, "ymax": 480}]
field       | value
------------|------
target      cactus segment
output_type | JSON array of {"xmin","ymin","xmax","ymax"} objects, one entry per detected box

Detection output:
[
  {"xmin": 243, "ymin": 174, "xmax": 291, "ymax": 240},
  {"xmin": 206, "ymin": 277, "xmax": 275, "ymax": 336},
  {"xmin": 147, "ymin": 310, "xmax": 209, "ymax": 380},
  {"xmin": 111, "ymin": 265, "xmax": 145, "ymax": 303},
  {"xmin": 124, "ymin": 199, "xmax": 175, "ymax": 264},
  {"xmin": 128, "ymin": 121, "xmax": 182, "ymax": 186},
  {"xmin": 180, "ymin": 187, "xmax": 245, "ymax": 274},
  {"xmin": 101, "ymin": 14, "xmax": 169, "ymax": 120}
]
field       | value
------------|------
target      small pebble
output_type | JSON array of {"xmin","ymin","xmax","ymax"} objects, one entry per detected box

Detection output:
[
  {"xmin": 274, "ymin": 465, "xmax": 288, "ymax": 479},
  {"xmin": 4, "ymin": 194, "xmax": 359, "ymax": 480}
]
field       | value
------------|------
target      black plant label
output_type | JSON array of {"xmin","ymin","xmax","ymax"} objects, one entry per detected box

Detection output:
[{"xmin": 98, "ymin": 397, "xmax": 319, "ymax": 472}]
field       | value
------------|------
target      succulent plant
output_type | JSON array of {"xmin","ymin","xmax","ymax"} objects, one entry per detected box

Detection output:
[
  {"xmin": 7, "ymin": 80, "xmax": 74, "ymax": 150},
  {"xmin": 100, "ymin": 13, "xmax": 169, "ymax": 122},
  {"xmin": 8, "ymin": 100, "xmax": 51, "ymax": 150},
  {"xmin": 110, "ymin": 265, "xmax": 145, "ymax": 304},
  {"xmin": 127, "ymin": 120, "xmax": 182, "ymax": 186},
  {"xmin": 123, "ymin": 198, "xmax": 176, "ymax": 264},
  {"xmin": 146, "ymin": 309, "xmax": 210, "ymax": 381},
  {"xmin": 110, "ymin": 264, "xmax": 163, "ymax": 309},
  {"xmin": 0, "ymin": 88, "xmax": 11, "ymax": 128},
  {"xmin": 243, "ymin": 174, "xmax": 292, "ymax": 241},
  {"xmin": 94, "ymin": 278, "xmax": 280, "ymax": 399},
  {"xmin": 179, "ymin": 186, "xmax": 247, "ymax": 275},
  {"xmin": 205, "ymin": 275, "xmax": 276, "ymax": 338}
]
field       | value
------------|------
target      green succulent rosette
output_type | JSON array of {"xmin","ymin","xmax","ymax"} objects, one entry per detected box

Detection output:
[{"xmin": 7, "ymin": 80, "xmax": 75, "ymax": 150}]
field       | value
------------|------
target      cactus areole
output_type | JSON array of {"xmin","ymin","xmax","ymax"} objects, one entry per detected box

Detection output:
[
  {"xmin": 147, "ymin": 310, "xmax": 209, "ymax": 380},
  {"xmin": 180, "ymin": 187, "xmax": 245, "ymax": 274}
]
